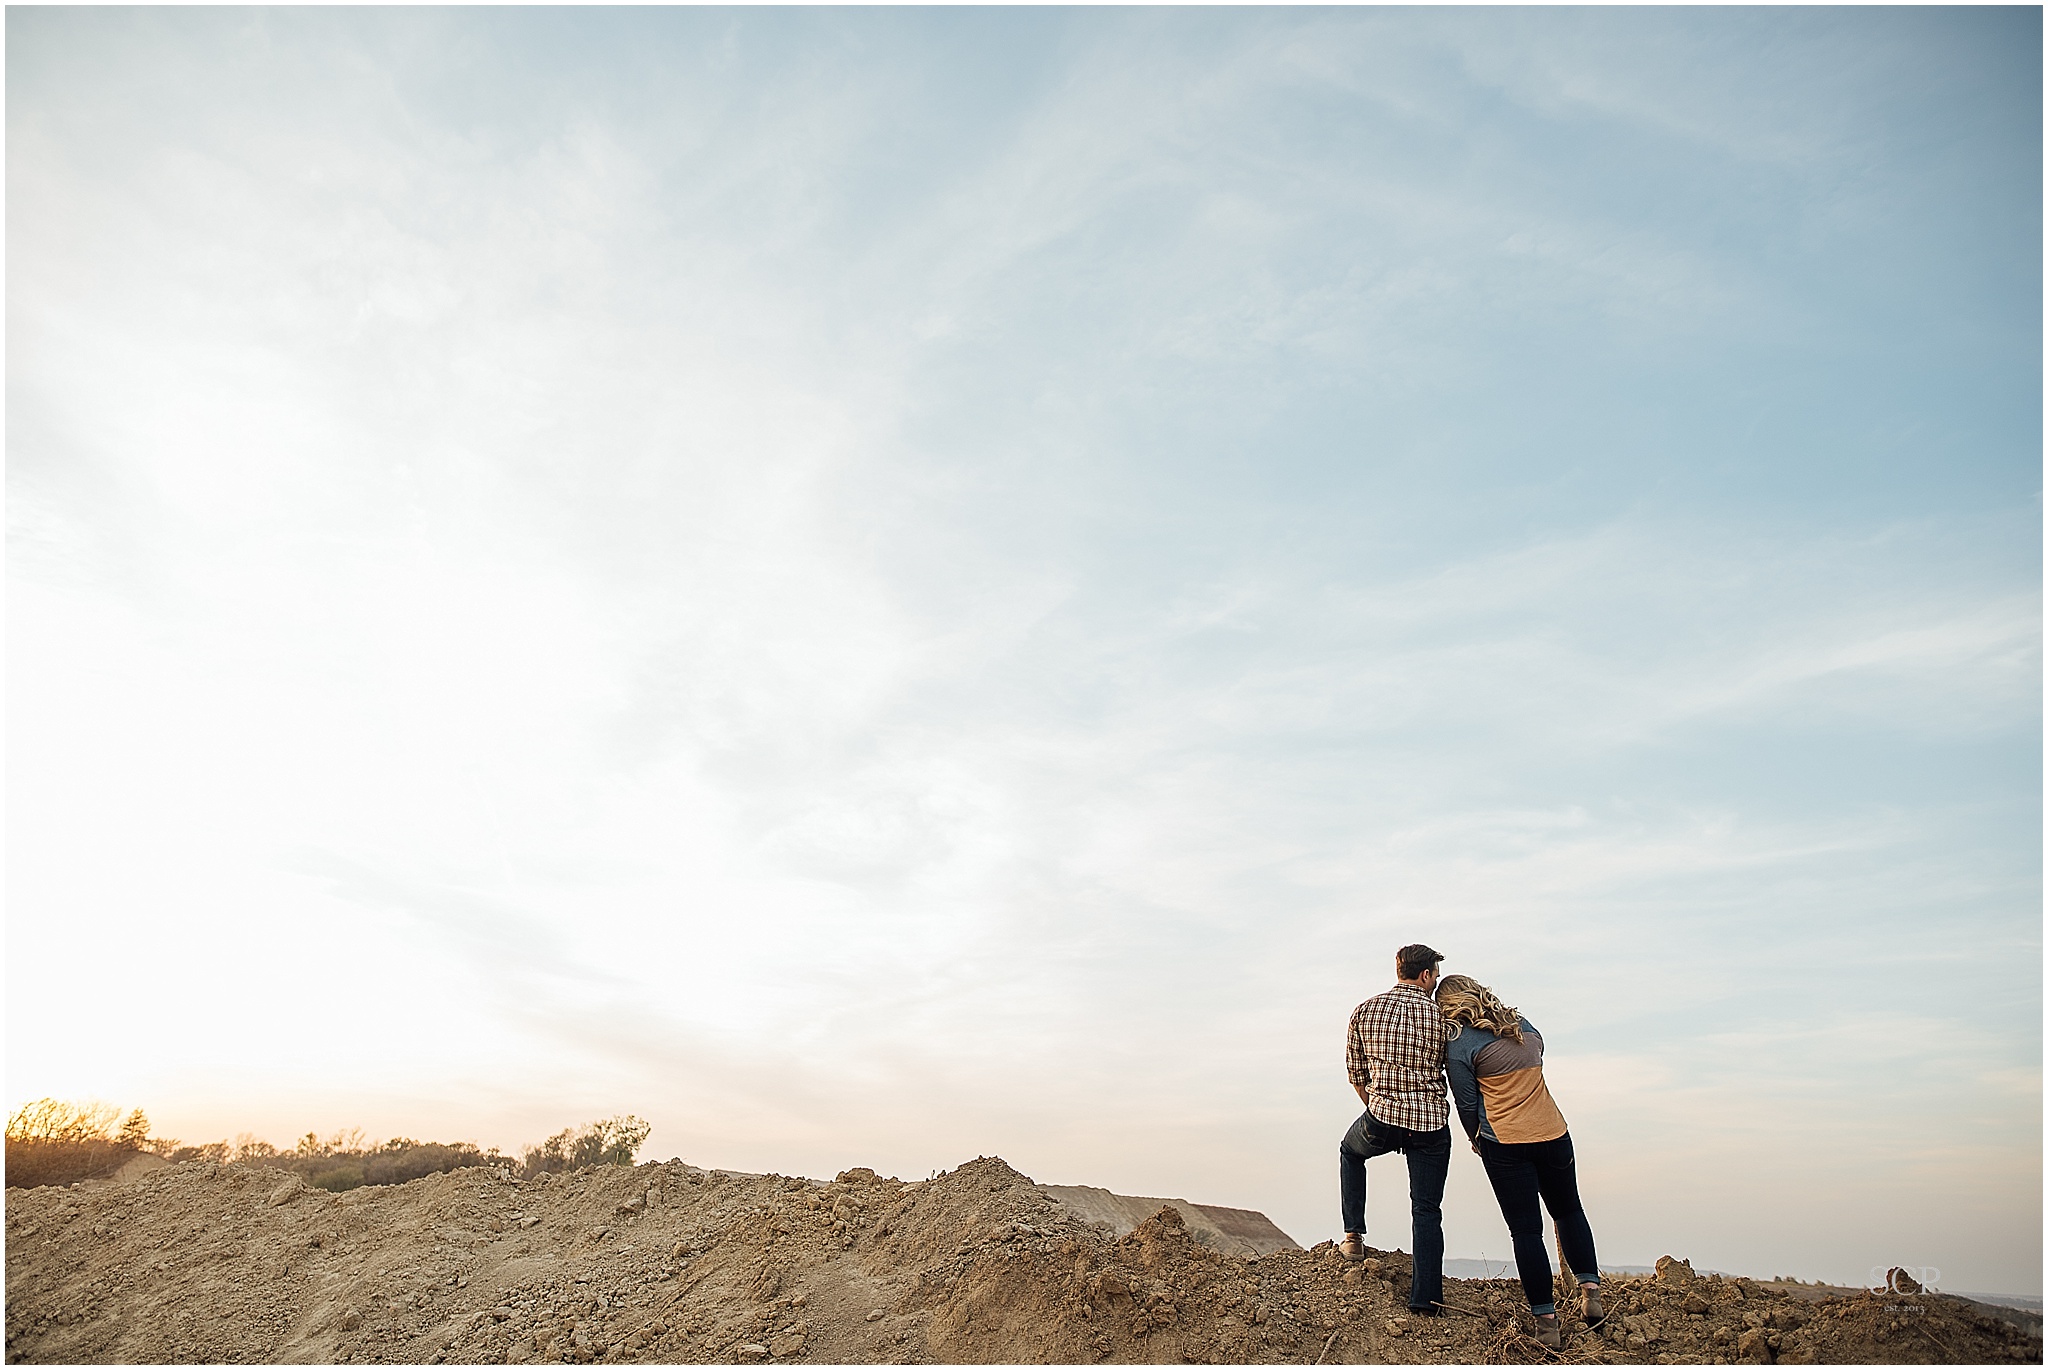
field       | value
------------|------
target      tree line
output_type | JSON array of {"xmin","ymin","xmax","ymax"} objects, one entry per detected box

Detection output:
[{"xmin": 3, "ymin": 1098, "xmax": 651, "ymax": 1191}]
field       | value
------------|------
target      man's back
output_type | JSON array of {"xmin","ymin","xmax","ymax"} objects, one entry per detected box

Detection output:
[{"xmin": 1346, "ymin": 984, "xmax": 1450, "ymax": 1132}]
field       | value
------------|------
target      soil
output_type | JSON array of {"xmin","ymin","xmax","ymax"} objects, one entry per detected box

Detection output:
[{"xmin": 6, "ymin": 1154, "xmax": 2039, "ymax": 1365}]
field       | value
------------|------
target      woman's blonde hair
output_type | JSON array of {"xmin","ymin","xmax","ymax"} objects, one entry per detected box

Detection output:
[{"xmin": 1435, "ymin": 974, "xmax": 1523, "ymax": 1043}]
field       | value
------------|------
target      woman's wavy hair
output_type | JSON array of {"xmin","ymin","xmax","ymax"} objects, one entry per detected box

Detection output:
[{"xmin": 1435, "ymin": 974, "xmax": 1524, "ymax": 1044}]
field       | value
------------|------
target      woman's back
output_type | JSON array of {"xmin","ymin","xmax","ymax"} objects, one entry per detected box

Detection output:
[{"xmin": 1445, "ymin": 1016, "xmax": 1568, "ymax": 1144}]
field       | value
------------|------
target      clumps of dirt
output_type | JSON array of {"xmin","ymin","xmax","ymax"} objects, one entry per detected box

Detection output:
[
  {"xmin": 5, "ymin": 1153, "xmax": 2040, "ymax": 1365},
  {"xmin": 1526, "ymin": 1254, "xmax": 2042, "ymax": 1367}
]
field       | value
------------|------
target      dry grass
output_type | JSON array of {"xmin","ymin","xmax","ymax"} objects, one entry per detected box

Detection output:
[{"xmin": 1483, "ymin": 1317, "xmax": 1610, "ymax": 1366}]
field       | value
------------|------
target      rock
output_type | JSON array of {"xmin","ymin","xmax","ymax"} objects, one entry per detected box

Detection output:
[
  {"xmin": 1887, "ymin": 1267, "xmax": 1923, "ymax": 1294},
  {"xmin": 866, "ymin": 1309, "xmax": 884, "ymax": 1322},
  {"xmin": 768, "ymin": 1330, "xmax": 806, "ymax": 1357},
  {"xmin": 491, "ymin": 1306, "xmax": 515, "ymax": 1321},
  {"xmin": 1683, "ymin": 1292, "xmax": 1712, "ymax": 1315},
  {"xmin": 339, "ymin": 1310, "xmax": 361, "ymax": 1332},
  {"xmin": 266, "ymin": 1180, "xmax": 303, "ymax": 1207},
  {"xmin": 504, "ymin": 1339, "xmax": 534, "ymax": 1364},
  {"xmin": 1091, "ymin": 1271, "xmax": 1129, "ymax": 1301},
  {"xmin": 1737, "ymin": 1326, "xmax": 1772, "ymax": 1361},
  {"xmin": 518, "ymin": 1216, "xmax": 540, "ymax": 1228},
  {"xmin": 737, "ymin": 1343, "xmax": 770, "ymax": 1360},
  {"xmin": 1655, "ymin": 1255, "xmax": 1698, "ymax": 1284}
]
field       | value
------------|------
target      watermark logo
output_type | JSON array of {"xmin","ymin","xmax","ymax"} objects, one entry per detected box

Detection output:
[{"xmin": 1867, "ymin": 1266, "xmax": 1941, "ymax": 1295}]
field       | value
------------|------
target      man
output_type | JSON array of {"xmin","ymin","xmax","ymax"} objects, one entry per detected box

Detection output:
[{"xmin": 1339, "ymin": 942, "xmax": 1453, "ymax": 1316}]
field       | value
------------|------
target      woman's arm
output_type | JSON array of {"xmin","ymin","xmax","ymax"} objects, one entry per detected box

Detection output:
[{"xmin": 1444, "ymin": 1032, "xmax": 1485, "ymax": 1142}]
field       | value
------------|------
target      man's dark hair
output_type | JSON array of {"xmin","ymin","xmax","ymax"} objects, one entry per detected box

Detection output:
[{"xmin": 1396, "ymin": 944, "xmax": 1443, "ymax": 980}]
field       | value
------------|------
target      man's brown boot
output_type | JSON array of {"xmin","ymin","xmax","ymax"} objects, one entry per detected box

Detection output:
[{"xmin": 1339, "ymin": 1234, "xmax": 1365, "ymax": 1262}]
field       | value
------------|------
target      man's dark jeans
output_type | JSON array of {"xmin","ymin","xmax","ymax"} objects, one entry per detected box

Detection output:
[
  {"xmin": 1339, "ymin": 1111, "xmax": 1451, "ymax": 1313},
  {"xmin": 1477, "ymin": 1130, "xmax": 1599, "ymax": 1314}
]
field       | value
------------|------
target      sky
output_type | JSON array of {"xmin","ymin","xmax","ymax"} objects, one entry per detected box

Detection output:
[{"xmin": 7, "ymin": 6, "xmax": 2042, "ymax": 1296}]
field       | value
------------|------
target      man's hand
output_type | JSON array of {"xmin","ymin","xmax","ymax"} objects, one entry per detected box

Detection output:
[
  {"xmin": 1353, "ymin": 1082, "xmax": 1373, "ymax": 1108},
  {"xmin": 1469, "ymin": 1140, "xmax": 1481, "ymax": 1156}
]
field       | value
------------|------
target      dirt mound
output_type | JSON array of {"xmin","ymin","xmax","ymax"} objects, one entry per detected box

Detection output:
[
  {"xmin": 1036, "ymin": 1185, "xmax": 1300, "ymax": 1257},
  {"xmin": 6, "ymin": 1154, "xmax": 2039, "ymax": 1364}
]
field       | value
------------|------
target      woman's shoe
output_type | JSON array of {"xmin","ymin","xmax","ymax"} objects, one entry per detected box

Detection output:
[
  {"xmin": 1339, "ymin": 1234, "xmax": 1365, "ymax": 1262},
  {"xmin": 1580, "ymin": 1286, "xmax": 1605, "ymax": 1327},
  {"xmin": 1533, "ymin": 1313, "xmax": 1561, "ymax": 1350}
]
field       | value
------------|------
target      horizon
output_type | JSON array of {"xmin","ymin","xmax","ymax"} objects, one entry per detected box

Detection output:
[{"xmin": 9, "ymin": 7, "xmax": 2041, "ymax": 1299}]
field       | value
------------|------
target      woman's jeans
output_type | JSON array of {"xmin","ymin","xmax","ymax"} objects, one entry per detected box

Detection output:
[
  {"xmin": 1339, "ymin": 1111, "xmax": 1450, "ymax": 1313},
  {"xmin": 1477, "ymin": 1130, "xmax": 1599, "ymax": 1315}
]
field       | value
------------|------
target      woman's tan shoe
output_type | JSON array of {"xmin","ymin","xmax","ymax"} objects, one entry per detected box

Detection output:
[
  {"xmin": 1533, "ymin": 1313, "xmax": 1562, "ymax": 1349},
  {"xmin": 1580, "ymin": 1285, "xmax": 1605, "ymax": 1327}
]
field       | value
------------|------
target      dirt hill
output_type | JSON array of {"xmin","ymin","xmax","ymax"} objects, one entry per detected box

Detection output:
[{"xmin": 5, "ymin": 1154, "xmax": 2039, "ymax": 1365}]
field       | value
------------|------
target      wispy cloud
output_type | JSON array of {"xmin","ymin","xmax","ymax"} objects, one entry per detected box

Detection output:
[{"xmin": 8, "ymin": 6, "xmax": 2038, "ymax": 1295}]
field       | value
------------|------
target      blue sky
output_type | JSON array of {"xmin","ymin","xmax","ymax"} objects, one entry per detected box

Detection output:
[{"xmin": 8, "ymin": 7, "xmax": 2040, "ymax": 1293}]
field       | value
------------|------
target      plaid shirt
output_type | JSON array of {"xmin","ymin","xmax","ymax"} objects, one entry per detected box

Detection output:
[{"xmin": 1346, "ymin": 984, "xmax": 1452, "ymax": 1132}]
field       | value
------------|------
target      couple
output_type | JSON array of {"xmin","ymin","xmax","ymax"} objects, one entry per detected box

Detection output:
[{"xmin": 1338, "ymin": 943, "xmax": 1602, "ymax": 1350}]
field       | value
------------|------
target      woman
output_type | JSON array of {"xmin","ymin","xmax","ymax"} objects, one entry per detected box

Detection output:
[{"xmin": 1437, "ymin": 974, "xmax": 1603, "ymax": 1349}]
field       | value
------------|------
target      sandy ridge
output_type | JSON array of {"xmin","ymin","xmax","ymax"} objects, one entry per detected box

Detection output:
[{"xmin": 5, "ymin": 1154, "xmax": 2039, "ymax": 1365}]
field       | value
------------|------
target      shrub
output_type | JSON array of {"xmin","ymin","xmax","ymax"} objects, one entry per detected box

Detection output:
[
  {"xmin": 263, "ymin": 1136, "xmax": 510, "ymax": 1191},
  {"xmin": 307, "ymin": 1163, "xmax": 365, "ymax": 1192},
  {"xmin": 6, "ymin": 1105, "xmax": 655, "ymax": 1190},
  {"xmin": 233, "ymin": 1134, "xmax": 279, "ymax": 1163},
  {"xmin": 359, "ymin": 1140, "xmax": 502, "ymax": 1186},
  {"xmin": 519, "ymin": 1115, "xmax": 652, "ymax": 1178},
  {"xmin": 163, "ymin": 1142, "xmax": 229, "ymax": 1165},
  {"xmin": 5, "ymin": 1099, "xmax": 140, "ymax": 1188}
]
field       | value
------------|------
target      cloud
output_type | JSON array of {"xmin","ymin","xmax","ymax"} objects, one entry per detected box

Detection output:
[{"xmin": 7, "ymin": 6, "xmax": 2038, "ymax": 1296}]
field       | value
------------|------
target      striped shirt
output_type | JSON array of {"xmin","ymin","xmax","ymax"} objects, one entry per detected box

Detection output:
[{"xmin": 1346, "ymin": 984, "xmax": 1452, "ymax": 1132}]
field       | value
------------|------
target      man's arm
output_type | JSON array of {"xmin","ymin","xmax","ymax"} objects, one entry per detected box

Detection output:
[{"xmin": 1345, "ymin": 1005, "xmax": 1374, "ymax": 1108}]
